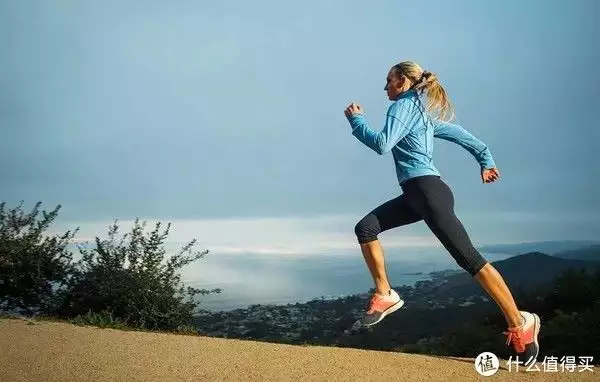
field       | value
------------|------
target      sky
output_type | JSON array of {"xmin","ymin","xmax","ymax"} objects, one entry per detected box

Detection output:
[{"xmin": 1, "ymin": 0, "xmax": 599, "ymax": 255}]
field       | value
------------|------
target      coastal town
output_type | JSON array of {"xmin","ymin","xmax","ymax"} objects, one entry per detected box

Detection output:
[{"xmin": 193, "ymin": 270, "xmax": 490, "ymax": 343}]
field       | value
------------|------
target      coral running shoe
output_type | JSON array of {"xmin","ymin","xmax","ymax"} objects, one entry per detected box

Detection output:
[
  {"xmin": 504, "ymin": 311, "xmax": 541, "ymax": 366},
  {"xmin": 362, "ymin": 289, "xmax": 404, "ymax": 327}
]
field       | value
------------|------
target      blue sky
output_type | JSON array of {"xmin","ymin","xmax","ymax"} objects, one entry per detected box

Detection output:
[{"xmin": 1, "ymin": 0, "xmax": 598, "ymax": 254}]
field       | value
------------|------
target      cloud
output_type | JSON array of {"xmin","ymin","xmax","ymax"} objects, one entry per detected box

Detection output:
[
  {"xmin": 53, "ymin": 214, "xmax": 440, "ymax": 256},
  {"xmin": 51, "ymin": 207, "xmax": 600, "ymax": 258}
]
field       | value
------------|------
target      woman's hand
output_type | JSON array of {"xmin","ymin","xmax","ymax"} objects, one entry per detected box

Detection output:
[
  {"xmin": 344, "ymin": 103, "xmax": 364, "ymax": 119},
  {"xmin": 481, "ymin": 167, "xmax": 500, "ymax": 183}
]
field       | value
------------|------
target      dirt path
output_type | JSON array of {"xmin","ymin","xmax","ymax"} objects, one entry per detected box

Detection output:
[{"xmin": 0, "ymin": 318, "xmax": 596, "ymax": 381}]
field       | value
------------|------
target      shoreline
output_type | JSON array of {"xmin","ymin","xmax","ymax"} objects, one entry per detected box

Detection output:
[{"xmin": 194, "ymin": 268, "xmax": 464, "ymax": 314}]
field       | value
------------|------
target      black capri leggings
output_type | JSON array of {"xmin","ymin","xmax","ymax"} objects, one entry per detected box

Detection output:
[{"xmin": 354, "ymin": 175, "xmax": 488, "ymax": 276}]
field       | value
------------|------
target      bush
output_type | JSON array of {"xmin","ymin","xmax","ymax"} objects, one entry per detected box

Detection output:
[
  {"xmin": 544, "ymin": 268, "xmax": 600, "ymax": 313},
  {"xmin": 57, "ymin": 219, "xmax": 221, "ymax": 331},
  {"xmin": 70, "ymin": 310, "xmax": 127, "ymax": 330},
  {"xmin": 539, "ymin": 305, "xmax": 600, "ymax": 360},
  {"xmin": 0, "ymin": 201, "xmax": 77, "ymax": 314}
]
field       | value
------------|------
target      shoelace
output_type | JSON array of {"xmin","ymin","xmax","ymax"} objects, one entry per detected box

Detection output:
[{"xmin": 503, "ymin": 329, "xmax": 525, "ymax": 353}]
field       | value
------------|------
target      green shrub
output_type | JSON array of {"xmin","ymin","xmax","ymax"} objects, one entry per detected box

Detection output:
[
  {"xmin": 0, "ymin": 201, "xmax": 77, "ymax": 314},
  {"xmin": 70, "ymin": 310, "xmax": 127, "ymax": 330},
  {"xmin": 57, "ymin": 219, "xmax": 221, "ymax": 331}
]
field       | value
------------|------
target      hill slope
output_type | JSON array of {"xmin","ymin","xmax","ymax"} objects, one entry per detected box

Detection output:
[
  {"xmin": 0, "ymin": 318, "xmax": 592, "ymax": 381},
  {"xmin": 478, "ymin": 241, "xmax": 600, "ymax": 255},
  {"xmin": 425, "ymin": 252, "xmax": 599, "ymax": 300},
  {"xmin": 552, "ymin": 245, "xmax": 600, "ymax": 262}
]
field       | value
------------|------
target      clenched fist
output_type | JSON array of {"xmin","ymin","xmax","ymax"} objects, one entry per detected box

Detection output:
[{"xmin": 344, "ymin": 103, "xmax": 364, "ymax": 118}]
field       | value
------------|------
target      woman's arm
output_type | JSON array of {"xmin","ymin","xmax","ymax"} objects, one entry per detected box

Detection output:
[
  {"xmin": 433, "ymin": 119, "xmax": 496, "ymax": 169},
  {"xmin": 346, "ymin": 102, "xmax": 411, "ymax": 155}
]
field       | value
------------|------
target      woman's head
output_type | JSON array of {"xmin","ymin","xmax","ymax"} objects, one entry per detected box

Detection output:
[{"xmin": 385, "ymin": 61, "xmax": 454, "ymax": 121}]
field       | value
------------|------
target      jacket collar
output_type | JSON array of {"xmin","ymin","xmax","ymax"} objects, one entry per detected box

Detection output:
[{"xmin": 397, "ymin": 89, "xmax": 418, "ymax": 99}]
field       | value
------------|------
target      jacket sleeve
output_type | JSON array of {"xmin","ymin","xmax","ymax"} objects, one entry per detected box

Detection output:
[
  {"xmin": 433, "ymin": 119, "xmax": 496, "ymax": 169},
  {"xmin": 347, "ymin": 102, "xmax": 410, "ymax": 155}
]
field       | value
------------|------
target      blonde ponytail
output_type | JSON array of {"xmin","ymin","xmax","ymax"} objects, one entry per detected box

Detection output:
[{"xmin": 392, "ymin": 61, "xmax": 455, "ymax": 121}]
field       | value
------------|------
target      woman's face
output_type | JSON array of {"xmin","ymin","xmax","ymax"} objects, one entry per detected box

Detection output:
[{"xmin": 384, "ymin": 69, "xmax": 408, "ymax": 101}]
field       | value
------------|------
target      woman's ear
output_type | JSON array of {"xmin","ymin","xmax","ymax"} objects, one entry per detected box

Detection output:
[{"xmin": 397, "ymin": 75, "xmax": 409, "ymax": 91}]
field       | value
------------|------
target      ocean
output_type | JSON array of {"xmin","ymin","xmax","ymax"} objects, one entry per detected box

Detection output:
[{"xmin": 180, "ymin": 248, "xmax": 514, "ymax": 311}]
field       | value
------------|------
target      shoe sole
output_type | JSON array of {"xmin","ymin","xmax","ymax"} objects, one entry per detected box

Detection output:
[
  {"xmin": 363, "ymin": 299, "xmax": 405, "ymax": 328},
  {"xmin": 523, "ymin": 313, "xmax": 541, "ymax": 367}
]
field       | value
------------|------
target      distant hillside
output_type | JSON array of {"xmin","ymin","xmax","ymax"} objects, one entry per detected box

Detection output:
[
  {"xmin": 427, "ymin": 252, "xmax": 600, "ymax": 300},
  {"xmin": 552, "ymin": 245, "xmax": 600, "ymax": 262},
  {"xmin": 478, "ymin": 240, "xmax": 600, "ymax": 255}
]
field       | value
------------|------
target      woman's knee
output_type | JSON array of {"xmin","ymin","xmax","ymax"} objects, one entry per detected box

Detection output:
[
  {"xmin": 354, "ymin": 214, "xmax": 381, "ymax": 244},
  {"xmin": 455, "ymin": 250, "xmax": 488, "ymax": 276}
]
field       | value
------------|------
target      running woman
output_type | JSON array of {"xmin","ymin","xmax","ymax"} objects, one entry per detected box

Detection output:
[{"xmin": 344, "ymin": 61, "xmax": 540, "ymax": 365}]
